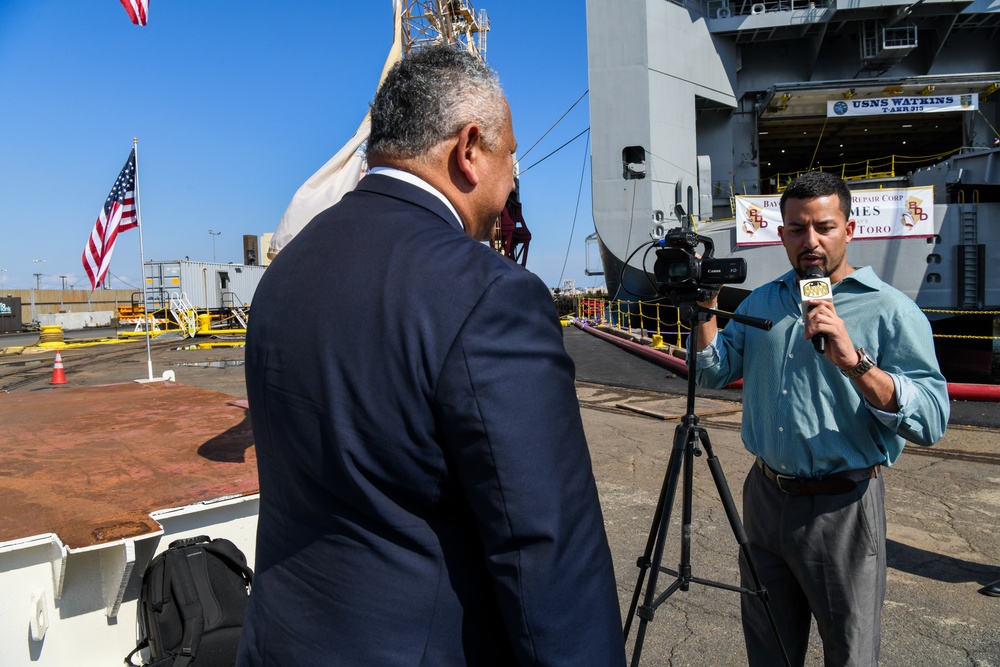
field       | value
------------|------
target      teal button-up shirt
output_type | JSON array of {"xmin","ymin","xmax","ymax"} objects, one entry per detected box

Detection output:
[{"xmin": 695, "ymin": 266, "xmax": 949, "ymax": 478}]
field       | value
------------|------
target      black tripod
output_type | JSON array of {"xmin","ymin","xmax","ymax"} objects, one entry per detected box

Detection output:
[{"xmin": 623, "ymin": 302, "xmax": 790, "ymax": 667}]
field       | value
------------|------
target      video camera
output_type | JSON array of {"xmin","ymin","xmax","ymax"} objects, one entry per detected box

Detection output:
[{"xmin": 652, "ymin": 228, "xmax": 747, "ymax": 306}]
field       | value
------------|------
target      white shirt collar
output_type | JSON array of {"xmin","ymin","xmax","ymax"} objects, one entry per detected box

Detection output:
[{"xmin": 368, "ymin": 166, "xmax": 464, "ymax": 229}]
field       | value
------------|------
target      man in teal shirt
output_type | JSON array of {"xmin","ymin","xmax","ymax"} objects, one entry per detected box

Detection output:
[{"xmin": 694, "ymin": 171, "xmax": 949, "ymax": 666}]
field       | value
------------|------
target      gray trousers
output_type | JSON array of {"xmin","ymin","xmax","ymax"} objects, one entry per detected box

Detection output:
[{"xmin": 739, "ymin": 464, "xmax": 886, "ymax": 667}]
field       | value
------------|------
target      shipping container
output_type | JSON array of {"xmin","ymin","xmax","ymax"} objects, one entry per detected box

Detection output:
[
  {"xmin": 0, "ymin": 297, "xmax": 24, "ymax": 333},
  {"xmin": 143, "ymin": 260, "xmax": 266, "ymax": 311}
]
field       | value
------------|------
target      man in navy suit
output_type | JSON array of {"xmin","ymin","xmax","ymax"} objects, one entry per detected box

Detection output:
[{"xmin": 237, "ymin": 46, "xmax": 625, "ymax": 666}]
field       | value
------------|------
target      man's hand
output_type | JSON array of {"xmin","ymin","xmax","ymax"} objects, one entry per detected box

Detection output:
[
  {"xmin": 802, "ymin": 299, "xmax": 855, "ymax": 370},
  {"xmin": 697, "ymin": 286, "xmax": 720, "ymax": 310},
  {"xmin": 806, "ymin": 298, "xmax": 898, "ymax": 410},
  {"xmin": 693, "ymin": 287, "xmax": 722, "ymax": 352}
]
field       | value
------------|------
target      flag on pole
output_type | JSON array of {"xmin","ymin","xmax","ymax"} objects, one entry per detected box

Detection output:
[
  {"xmin": 82, "ymin": 149, "xmax": 139, "ymax": 290},
  {"xmin": 119, "ymin": 0, "xmax": 149, "ymax": 26},
  {"xmin": 267, "ymin": 0, "xmax": 404, "ymax": 259}
]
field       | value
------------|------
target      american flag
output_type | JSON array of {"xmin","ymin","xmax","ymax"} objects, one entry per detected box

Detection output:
[
  {"xmin": 119, "ymin": 0, "xmax": 149, "ymax": 26},
  {"xmin": 82, "ymin": 149, "xmax": 139, "ymax": 290}
]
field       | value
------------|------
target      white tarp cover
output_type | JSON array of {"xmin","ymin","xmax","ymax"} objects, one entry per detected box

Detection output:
[{"xmin": 268, "ymin": 0, "xmax": 403, "ymax": 259}]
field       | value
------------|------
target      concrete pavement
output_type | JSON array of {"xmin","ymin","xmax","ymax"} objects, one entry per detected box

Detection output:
[
  {"xmin": 4, "ymin": 330, "xmax": 998, "ymax": 665},
  {"xmin": 565, "ymin": 327, "xmax": 1000, "ymax": 666}
]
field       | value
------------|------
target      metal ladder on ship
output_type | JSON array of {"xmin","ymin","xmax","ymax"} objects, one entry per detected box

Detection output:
[{"xmin": 958, "ymin": 193, "xmax": 984, "ymax": 309}]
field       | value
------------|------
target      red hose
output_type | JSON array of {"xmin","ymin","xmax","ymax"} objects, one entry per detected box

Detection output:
[
  {"xmin": 578, "ymin": 322, "xmax": 688, "ymax": 375},
  {"xmin": 947, "ymin": 383, "xmax": 1000, "ymax": 402}
]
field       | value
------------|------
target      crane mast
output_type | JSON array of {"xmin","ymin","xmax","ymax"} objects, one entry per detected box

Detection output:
[{"xmin": 401, "ymin": 1, "xmax": 489, "ymax": 59}]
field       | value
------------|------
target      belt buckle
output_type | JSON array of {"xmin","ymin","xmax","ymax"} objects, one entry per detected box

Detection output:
[{"xmin": 775, "ymin": 473, "xmax": 799, "ymax": 494}]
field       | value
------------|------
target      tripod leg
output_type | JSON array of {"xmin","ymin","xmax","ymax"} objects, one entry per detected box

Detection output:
[
  {"xmin": 699, "ymin": 432, "xmax": 791, "ymax": 667},
  {"xmin": 678, "ymin": 425, "xmax": 696, "ymax": 591},
  {"xmin": 624, "ymin": 422, "xmax": 688, "ymax": 641},
  {"xmin": 623, "ymin": 452, "xmax": 671, "ymax": 638}
]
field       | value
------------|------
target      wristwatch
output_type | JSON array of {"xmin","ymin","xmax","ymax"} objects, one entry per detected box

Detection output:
[{"xmin": 841, "ymin": 347, "xmax": 876, "ymax": 379}]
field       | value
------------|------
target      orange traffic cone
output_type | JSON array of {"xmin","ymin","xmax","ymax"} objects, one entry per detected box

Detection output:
[{"xmin": 49, "ymin": 351, "xmax": 68, "ymax": 385}]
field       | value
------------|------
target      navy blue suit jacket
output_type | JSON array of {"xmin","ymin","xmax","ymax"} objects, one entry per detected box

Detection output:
[{"xmin": 238, "ymin": 174, "xmax": 625, "ymax": 666}]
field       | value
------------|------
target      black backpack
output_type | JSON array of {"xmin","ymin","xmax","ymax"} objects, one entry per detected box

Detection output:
[{"xmin": 125, "ymin": 535, "xmax": 254, "ymax": 667}]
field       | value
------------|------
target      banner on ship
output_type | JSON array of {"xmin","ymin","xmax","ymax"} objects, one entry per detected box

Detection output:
[
  {"xmin": 827, "ymin": 94, "xmax": 978, "ymax": 117},
  {"xmin": 734, "ymin": 186, "xmax": 935, "ymax": 246}
]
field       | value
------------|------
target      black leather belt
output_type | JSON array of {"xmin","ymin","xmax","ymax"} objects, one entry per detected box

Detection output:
[{"xmin": 755, "ymin": 458, "xmax": 879, "ymax": 496}]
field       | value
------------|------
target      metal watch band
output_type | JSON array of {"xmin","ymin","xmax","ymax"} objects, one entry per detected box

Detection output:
[{"xmin": 841, "ymin": 347, "xmax": 875, "ymax": 378}]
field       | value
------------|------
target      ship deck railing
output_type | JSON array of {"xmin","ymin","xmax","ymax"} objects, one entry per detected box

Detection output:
[{"xmin": 698, "ymin": 0, "xmax": 829, "ymax": 19}]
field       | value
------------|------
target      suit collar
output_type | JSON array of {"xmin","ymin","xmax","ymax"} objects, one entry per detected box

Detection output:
[{"xmin": 356, "ymin": 172, "xmax": 464, "ymax": 232}]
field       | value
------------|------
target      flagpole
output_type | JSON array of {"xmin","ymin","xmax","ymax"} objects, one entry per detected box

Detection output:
[{"xmin": 133, "ymin": 137, "xmax": 155, "ymax": 381}]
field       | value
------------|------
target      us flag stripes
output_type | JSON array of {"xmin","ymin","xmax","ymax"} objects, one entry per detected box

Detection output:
[
  {"xmin": 119, "ymin": 0, "xmax": 149, "ymax": 26},
  {"xmin": 82, "ymin": 149, "xmax": 139, "ymax": 290}
]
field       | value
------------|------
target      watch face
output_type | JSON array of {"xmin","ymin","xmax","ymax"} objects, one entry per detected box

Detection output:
[{"xmin": 843, "ymin": 348, "xmax": 874, "ymax": 378}]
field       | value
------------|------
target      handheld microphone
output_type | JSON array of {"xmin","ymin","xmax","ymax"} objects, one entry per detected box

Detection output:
[{"xmin": 799, "ymin": 265, "xmax": 832, "ymax": 354}]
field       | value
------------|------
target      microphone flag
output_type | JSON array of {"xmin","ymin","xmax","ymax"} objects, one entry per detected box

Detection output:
[{"xmin": 800, "ymin": 266, "xmax": 832, "ymax": 353}]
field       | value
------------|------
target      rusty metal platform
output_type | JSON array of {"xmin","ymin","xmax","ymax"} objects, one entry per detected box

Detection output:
[{"xmin": 0, "ymin": 382, "xmax": 257, "ymax": 549}]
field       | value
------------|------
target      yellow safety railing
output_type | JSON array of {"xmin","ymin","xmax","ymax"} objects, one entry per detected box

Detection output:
[
  {"xmin": 576, "ymin": 298, "xmax": 1000, "ymax": 343},
  {"xmin": 576, "ymin": 297, "xmax": 690, "ymax": 348},
  {"xmin": 771, "ymin": 147, "xmax": 962, "ymax": 191},
  {"xmin": 921, "ymin": 308, "xmax": 1000, "ymax": 341}
]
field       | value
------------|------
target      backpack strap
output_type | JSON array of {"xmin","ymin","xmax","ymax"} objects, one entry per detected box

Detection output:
[
  {"xmin": 123, "ymin": 637, "xmax": 148, "ymax": 666},
  {"xmin": 162, "ymin": 547, "xmax": 207, "ymax": 667},
  {"xmin": 124, "ymin": 640, "xmax": 172, "ymax": 667}
]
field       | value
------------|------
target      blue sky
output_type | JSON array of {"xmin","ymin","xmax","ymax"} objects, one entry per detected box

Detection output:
[{"xmin": 0, "ymin": 1, "xmax": 600, "ymax": 292}]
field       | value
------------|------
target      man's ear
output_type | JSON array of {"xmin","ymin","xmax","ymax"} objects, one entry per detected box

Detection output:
[{"xmin": 454, "ymin": 122, "xmax": 483, "ymax": 187}]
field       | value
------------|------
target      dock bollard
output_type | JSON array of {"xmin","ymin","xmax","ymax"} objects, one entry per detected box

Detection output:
[{"xmin": 38, "ymin": 325, "xmax": 66, "ymax": 348}]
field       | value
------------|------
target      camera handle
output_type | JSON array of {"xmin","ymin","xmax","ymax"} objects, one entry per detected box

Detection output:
[
  {"xmin": 679, "ymin": 302, "xmax": 773, "ymax": 333},
  {"xmin": 624, "ymin": 305, "xmax": 788, "ymax": 667}
]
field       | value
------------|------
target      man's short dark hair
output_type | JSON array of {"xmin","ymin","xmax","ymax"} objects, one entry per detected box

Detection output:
[
  {"xmin": 368, "ymin": 45, "xmax": 506, "ymax": 161},
  {"xmin": 779, "ymin": 171, "xmax": 852, "ymax": 220}
]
